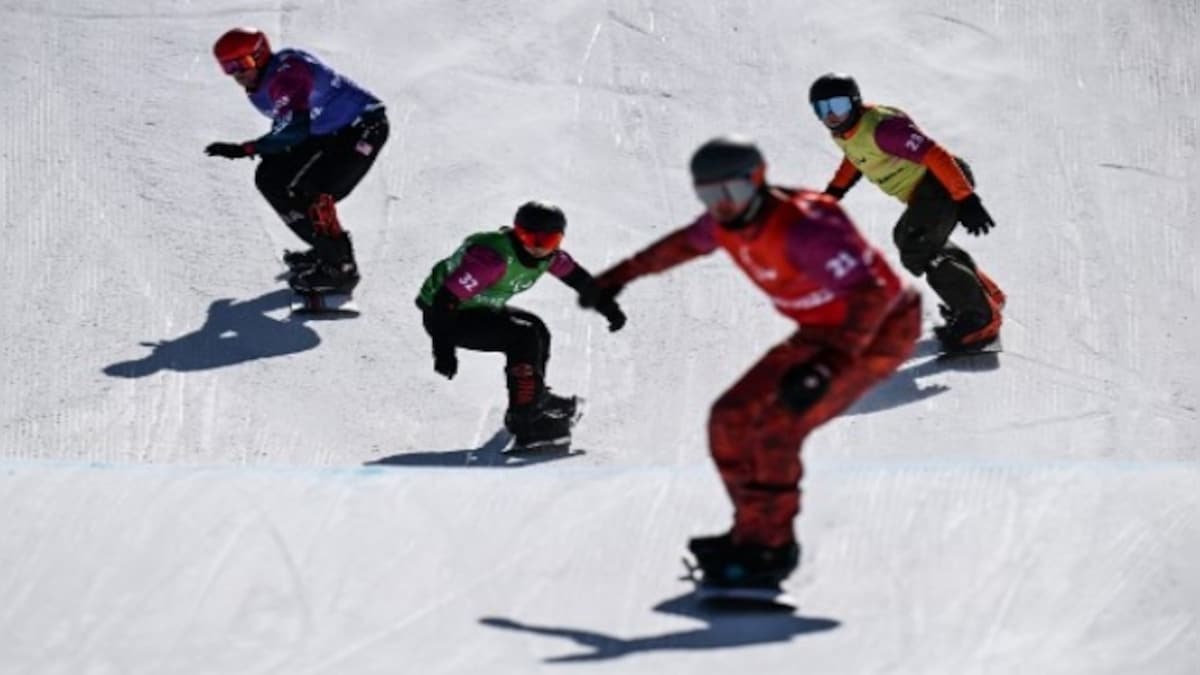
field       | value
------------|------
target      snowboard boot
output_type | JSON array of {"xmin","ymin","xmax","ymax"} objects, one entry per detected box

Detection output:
[
  {"xmin": 291, "ymin": 260, "xmax": 360, "ymax": 294},
  {"xmin": 503, "ymin": 362, "xmax": 574, "ymax": 448},
  {"xmin": 935, "ymin": 267, "xmax": 1004, "ymax": 351},
  {"xmin": 935, "ymin": 308, "xmax": 999, "ymax": 351},
  {"xmin": 542, "ymin": 389, "xmax": 579, "ymax": 421},
  {"xmin": 688, "ymin": 530, "xmax": 735, "ymax": 558},
  {"xmin": 976, "ymin": 268, "xmax": 1007, "ymax": 311},
  {"xmin": 283, "ymin": 248, "xmax": 319, "ymax": 270},
  {"xmin": 293, "ymin": 229, "xmax": 359, "ymax": 294},
  {"xmin": 504, "ymin": 405, "xmax": 572, "ymax": 450},
  {"xmin": 689, "ymin": 534, "xmax": 800, "ymax": 588}
]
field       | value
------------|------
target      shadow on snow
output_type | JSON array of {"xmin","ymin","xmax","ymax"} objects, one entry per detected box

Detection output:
[
  {"xmin": 480, "ymin": 591, "xmax": 839, "ymax": 662},
  {"xmin": 846, "ymin": 337, "xmax": 999, "ymax": 415},
  {"xmin": 366, "ymin": 428, "xmax": 586, "ymax": 468},
  {"xmin": 101, "ymin": 289, "xmax": 330, "ymax": 377}
]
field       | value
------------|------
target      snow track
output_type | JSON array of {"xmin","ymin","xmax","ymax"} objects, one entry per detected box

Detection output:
[{"xmin": 1, "ymin": 0, "xmax": 1197, "ymax": 672}]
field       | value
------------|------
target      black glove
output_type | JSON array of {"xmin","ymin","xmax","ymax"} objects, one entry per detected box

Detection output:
[
  {"xmin": 823, "ymin": 183, "xmax": 848, "ymax": 201},
  {"xmin": 956, "ymin": 193, "xmax": 995, "ymax": 236},
  {"xmin": 597, "ymin": 299, "xmax": 627, "ymax": 332},
  {"xmin": 205, "ymin": 142, "xmax": 253, "ymax": 159},
  {"xmin": 432, "ymin": 341, "xmax": 457, "ymax": 379},
  {"xmin": 578, "ymin": 283, "xmax": 623, "ymax": 310},
  {"xmin": 778, "ymin": 362, "xmax": 831, "ymax": 413}
]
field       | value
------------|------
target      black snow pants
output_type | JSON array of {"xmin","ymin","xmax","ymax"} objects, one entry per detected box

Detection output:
[
  {"xmin": 420, "ymin": 305, "xmax": 552, "ymax": 409},
  {"xmin": 893, "ymin": 158, "xmax": 991, "ymax": 317},
  {"xmin": 254, "ymin": 108, "xmax": 389, "ymax": 246}
]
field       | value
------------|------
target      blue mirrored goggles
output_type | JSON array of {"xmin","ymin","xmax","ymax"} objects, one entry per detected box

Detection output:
[
  {"xmin": 811, "ymin": 96, "xmax": 854, "ymax": 120},
  {"xmin": 694, "ymin": 177, "xmax": 758, "ymax": 210}
]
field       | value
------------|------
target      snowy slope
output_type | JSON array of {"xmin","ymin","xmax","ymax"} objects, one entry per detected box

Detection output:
[{"xmin": 1, "ymin": 1, "xmax": 1198, "ymax": 673}]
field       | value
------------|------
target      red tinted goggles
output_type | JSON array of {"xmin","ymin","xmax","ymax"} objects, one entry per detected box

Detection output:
[
  {"xmin": 513, "ymin": 226, "xmax": 564, "ymax": 251},
  {"xmin": 220, "ymin": 55, "xmax": 258, "ymax": 74}
]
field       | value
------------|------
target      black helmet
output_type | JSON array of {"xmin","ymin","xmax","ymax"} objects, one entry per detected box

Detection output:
[
  {"xmin": 809, "ymin": 72, "xmax": 863, "ymax": 133},
  {"xmin": 513, "ymin": 200, "xmax": 566, "ymax": 233},
  {"xmin": 809, "ymin": 72, "xmax": 860, "ymax": 104},
  {"xmin": 689, "ymin": 135, "xmax": 766, "ymax": 184}
]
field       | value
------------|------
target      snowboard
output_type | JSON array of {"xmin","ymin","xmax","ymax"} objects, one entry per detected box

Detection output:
[
  {"xmin": 502, "ymin": 398, "xmax": 585, "ymax": 453},
  {"xmin": 681, "ymin": 558, "xmax": 797, "ymax": 611},
  {"xmin": 289, "ymin": 291, "xmax": 359, "ymax": 316},
  {"xmin": 936, "ymin": 335, "xmax": 1002, "ymax": 361}
]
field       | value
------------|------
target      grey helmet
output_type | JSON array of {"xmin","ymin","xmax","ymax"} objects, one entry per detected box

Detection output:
[{"xmin": 689, "ymin": 135, "xmax": 766, "ymax": 184}]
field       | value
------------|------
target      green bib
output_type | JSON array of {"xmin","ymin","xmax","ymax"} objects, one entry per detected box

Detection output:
[
  {"xmin": 834, "ymin": 105, "xmax": 928, "ymax": 201},
  {"xmin": 418, "ymin": 229, "xmax": 553, "ymax": 310}
]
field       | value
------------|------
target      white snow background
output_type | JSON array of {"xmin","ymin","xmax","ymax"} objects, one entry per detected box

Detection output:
[{"xmin": 1, "ymin": 1, "xmax": 1198, "ymax": 673}]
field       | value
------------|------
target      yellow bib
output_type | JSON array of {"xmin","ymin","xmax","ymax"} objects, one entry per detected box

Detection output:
[{"xmin": 834, "ymin": 105, "xmax": 928, "ymax": 202}]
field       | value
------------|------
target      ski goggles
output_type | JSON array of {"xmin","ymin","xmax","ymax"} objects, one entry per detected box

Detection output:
[
  {"xmin": 513, "ymin": 226, "xmax": 564, "ymax": 251},
  {"xmin": 811, "ymin": 96, "xmax": 854, "ymax": 120},
  {"xmin": 693, "ymin": 176, "xmax": 758, "ymax": 211},
  {"xmin": 220, "ymin": 55, "xmax": 259, "ymax": 74}
]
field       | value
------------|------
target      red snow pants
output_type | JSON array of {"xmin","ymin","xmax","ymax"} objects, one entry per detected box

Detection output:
[{"xmin": 707, "ymin": 289, "xmax": 922, "ymax": 547}]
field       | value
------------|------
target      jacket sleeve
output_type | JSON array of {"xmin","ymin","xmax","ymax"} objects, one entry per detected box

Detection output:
[
  {"xmin": 826, "ymin": 157, "xmax": 862, "ymax": 196},
  {"xmin": 596, "ymin": 218, "xmax": 718, "ymax": 288},
  {"xmin": 921, "ymin": 144, "xmax": 974, "ymax": 201},
  {"xmin": 247, "ymin": 57, "xmax": 316, "ymax": 155},
  {"xmin": 248, "ymin": 109, "xmax": 311, "ymax": 155}
]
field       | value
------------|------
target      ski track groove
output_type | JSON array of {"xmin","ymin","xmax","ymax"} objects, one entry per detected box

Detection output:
[
  {"xmin": 574, "ymin": 22, "xmax": 603, "ymax": 120},
  {"xmin": 1082, "ymin": 499, "xmax": 1198, "ymax": 642},
  {"xmin": 293, "ymin": 483, "xmax": 632, "ymax": 674},
  {"xmin": 240, "ymin": 481, "xmax": 317, "ymax": 675},
  {"xmin": 0, "ymin": 477, "xmax": 60, "ymax": 630},
  {"xmin": 72, "ymin": 474, "xmax": 193, "ymax": 667},
  {"xmin": 974, "ymin": 475, "xmax": 1053, "ymax": 660},
  {"xmin": 164, "ymin": 513, "xmax": 256, "ymax": 669}
]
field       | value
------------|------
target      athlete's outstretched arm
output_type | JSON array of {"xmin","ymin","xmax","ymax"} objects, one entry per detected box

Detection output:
[
  {"xmin": 594, "ymin": 215, "xmax": 719, "ymax": 292},
  {"xmin": 552, "ymin": 251, "xmax": 627, "ymax": 332}
]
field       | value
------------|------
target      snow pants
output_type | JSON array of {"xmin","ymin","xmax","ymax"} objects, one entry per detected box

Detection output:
[
  {"xmin": 708, "ymin": 289, "xmax": 922, "ymax": 547},
  {"xmin": 893, "ymin": 158, "xmax": 991, "ymax": 318},
  {"xmin": 419, "ymin": 305, "xmax": 552, "ymax": 408},
  {"xmin": 254, "ymin": 109, "xmax": 389, "ymax": 246}
]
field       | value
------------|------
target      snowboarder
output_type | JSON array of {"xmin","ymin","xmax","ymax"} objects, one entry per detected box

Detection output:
[
  {"xmin": 808, "ymin": 72, "xmax": 1005, "ymax": 351},
  {"xmin": 587, "ymin": 136, "xmax": 920, "ymax": 593},
  {"xmin": 205, "ymin": 27, "xmax": 388, "ymax": 294},
  {"xmin": 416, "ymin": 201, "xmax": 627, "ymax": 449}
]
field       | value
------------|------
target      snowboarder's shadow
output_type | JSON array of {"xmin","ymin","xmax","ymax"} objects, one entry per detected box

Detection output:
[
  {"xmin": 480, "ymin": 591, "xmax": 839, "ymax": 662},
  {"xmin": 367, "ymin": 428, "xmax": 586, "ymax": 468},
  {"xmin": 846, "ymin": 337, "xmax": 999, "ymax": 415},
  {"xmin": 102, "ymin": 289, "xmax": 321, "ymax": 378}
]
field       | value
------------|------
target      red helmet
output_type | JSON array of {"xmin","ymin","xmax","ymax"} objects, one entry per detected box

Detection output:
[{"xmin": 213, "ymin": 28, "xmax": 272, "ymax": 73}]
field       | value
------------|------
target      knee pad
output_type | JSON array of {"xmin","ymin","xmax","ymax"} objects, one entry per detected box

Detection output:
[
  {"xmin": 924, "ymin": 253, "xmax": 964, "ymax": 287},
  {"xmin": 900, "ymin": 248, "xmax": 933, "ymax": 276},
  {"xmin": 507, "ymin": 325, "xmax": 544, "ymax": 366},
  {"xmin": 778, "ymin": 362, "xmax": 831, "ymax": 414},
  {"xmin": 535, "ymin": 321, "xmax": 552, "ymax": 369},
  {"xmin": 281, "ymin": 209, "xmax": 317, "ymax": 243},
  {"xmin": 940, "ymin": 244, "xmax": 977, "ymax": 272}
]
